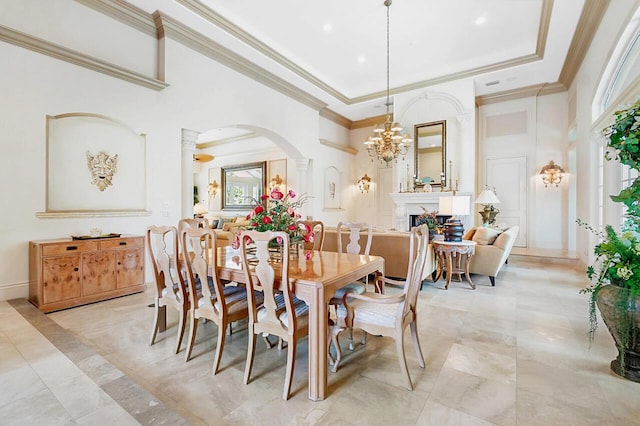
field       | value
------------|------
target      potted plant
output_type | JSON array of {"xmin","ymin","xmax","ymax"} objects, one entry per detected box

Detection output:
[
  {"xmin": 416, "ymin": 207, "xmax": 440, "ymax": 240},
  {"xmin": 581, "ymin": 98, "xmax": 640, "ymax": 382}
]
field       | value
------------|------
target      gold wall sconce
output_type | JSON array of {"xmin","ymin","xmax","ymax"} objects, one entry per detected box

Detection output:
[
  {"xmin": 207, "ymin": 180, "xmax": 219, "ymax": 197},
  {"xmin": 540, "ymin": 161, "xmax": 565, "ymax": 187},
  {"xmin": 357, "ymin": 173, "xmax": 372, "ymax": 193},
  {"xmin": 269, "ymin": 174, "xmax": 284, "ymax": 191}
]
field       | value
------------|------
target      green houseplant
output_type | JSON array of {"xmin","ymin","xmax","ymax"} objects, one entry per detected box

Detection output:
[{"xmin": 581, "ymin": 98, "xmax": 640, "ymax": 381}]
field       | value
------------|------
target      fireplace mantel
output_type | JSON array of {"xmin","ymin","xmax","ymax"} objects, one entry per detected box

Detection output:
[{"xmin": 389, "ymin": 191, "xmax": 472, "ymax": 231}]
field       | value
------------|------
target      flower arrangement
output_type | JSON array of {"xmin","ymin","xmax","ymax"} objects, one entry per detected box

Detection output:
[
  {"xmin": 416, "ymin": 207, "xmax": 440, "ymax": 232},
  {"xmin": 232, "ymin": 188, "xmax": 314, "ymax": 248}
]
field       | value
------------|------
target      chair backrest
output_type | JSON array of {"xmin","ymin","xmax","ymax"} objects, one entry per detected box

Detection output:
[
  {"xmin": 181, "ymin": 227, "xmax": 224, "ymax": 315},
  {"xmin": 240, "ymin": 230, "xmax": 297, "ymax": 333},
  {"xmin": 298, "ymin": 220, "xmax": 325, "ymax": 251},
  {"xmin": 146, "ymin": 225, "xmax": 187, "ymax": 304},
  {"xmin": 403, "ymin": 224, "xmax": 429, "ymax": 316},
  {"xmin": 336, "ymin": 221, "xmax": 373, "ymax": 255},
  {"xmin": 178, "ymin": 217, "xmax": 210, "ymax": 235}
]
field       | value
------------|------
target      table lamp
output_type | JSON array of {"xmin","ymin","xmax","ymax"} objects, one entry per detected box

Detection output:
[
  {"xmin": 438, "ymin": 195, "xmax": 470, "ymax": 242},
  {"xmin": 474, "ymin": 189, "xmax": 501, "ymax": 226}
]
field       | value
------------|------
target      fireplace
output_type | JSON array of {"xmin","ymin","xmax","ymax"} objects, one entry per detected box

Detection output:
[
  {"xmin": 388, "ymin": 191, "xmax": 472, "ymax": 232},
  {"xmin": 409, "ymin": 214, "xmax": 451, "ymax": 228}
]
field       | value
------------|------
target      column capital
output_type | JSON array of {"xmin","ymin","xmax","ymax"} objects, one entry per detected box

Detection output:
[{"xmin": 181, "ymin": 128, "xmax": 198, "ymax": 152}]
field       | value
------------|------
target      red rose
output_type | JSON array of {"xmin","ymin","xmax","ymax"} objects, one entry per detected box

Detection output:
[
  {"xmin": 288, "ymin": 190, "xmax": 296, "ymax": 198},
  {"xmin": 288, "ymin": 224, "xmax": 297, "ymax": 231},
  {"xmin": 262, "ymin": 216, "xmax": 272, "ymax": 224},
  {"xmin": 271, "ymin": 189, "xmax": 284, "ymax": 200},
  {"xmin": 254, "ymin": 205, "xmax": 264, "ymax": 214},
  {"xmin": 261, "ymin": 194, "xmax": 269, "ymax": 200}
]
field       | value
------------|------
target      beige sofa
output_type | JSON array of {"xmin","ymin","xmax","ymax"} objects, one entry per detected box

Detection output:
[
  {"xmin": 462, "ymin": 226, "xmax": 519, "ymax": 286},
  {"xmin": 324, "ymin": 228, "xmax": 436, "ymax": 282},
  {"xmin": 206, "ymin": 216, "xmax": 251, "ymax": 247}
]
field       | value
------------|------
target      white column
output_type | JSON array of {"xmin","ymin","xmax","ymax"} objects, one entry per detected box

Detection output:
[
  {"xmin": 295, "ymin": 158, "xmax": 311, "ymax": 218},
  {"xmin": 181, "ymin": 129, "xmax": 198, "ymax": 218}
]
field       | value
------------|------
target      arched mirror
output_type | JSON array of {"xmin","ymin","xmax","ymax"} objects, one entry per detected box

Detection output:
[{"xmin": 414, "ymin": 120, "xmax": 446, "ymax": 187}]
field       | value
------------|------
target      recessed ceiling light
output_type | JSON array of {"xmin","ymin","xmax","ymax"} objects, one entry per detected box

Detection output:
[
  {"xmin": 475, "ymin": 16, "xmax": 486, "ymax": 25},
  {"xmin": 357, "ymin": 55, "xmax": 366, "ymax": 64},
  {"xmin": 323, "ymin": 22, "xmax": 333, "ymax": 32}
]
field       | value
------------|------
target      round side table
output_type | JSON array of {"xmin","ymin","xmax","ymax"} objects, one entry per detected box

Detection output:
[{"xmin": 432, "ymin": 240, "xmax": 477, "ymax": 290}]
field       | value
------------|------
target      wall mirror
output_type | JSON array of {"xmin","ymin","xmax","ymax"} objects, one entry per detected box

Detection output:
[
  {"xmin": 221, "ymin": 161, "xmax": 266, "ymax": 210},
  {"xmin": 414, "ymin": 120, "xmax": 446, "ymax": 187}
]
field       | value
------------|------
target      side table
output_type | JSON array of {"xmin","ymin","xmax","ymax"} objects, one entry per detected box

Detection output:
[{"xmin": 432, "ymin": 240, "xmax": 477, "ymax": 290}]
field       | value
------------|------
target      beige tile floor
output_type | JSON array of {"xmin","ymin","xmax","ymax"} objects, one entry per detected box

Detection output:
[{"xmin": 2, "ymin": 257, "xmax": 640, "ymax": 425}]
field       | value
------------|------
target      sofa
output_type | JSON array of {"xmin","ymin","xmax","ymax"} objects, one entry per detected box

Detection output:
[
  {"xmin": 462, "ymin": 226, "xmax": 519, "ymax": 286},
  {"xmin": 205, "ymin": 215, "xmax": 251, "ymax": 247},
  {"xmin": 324, "ymin": 228, "xmax": 436, "ymax": 282}
]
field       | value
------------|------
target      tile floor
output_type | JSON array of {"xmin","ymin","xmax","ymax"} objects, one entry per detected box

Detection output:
[{"xmin": 2, "ymin": 257, "xmax": 640, "ymax": 425}]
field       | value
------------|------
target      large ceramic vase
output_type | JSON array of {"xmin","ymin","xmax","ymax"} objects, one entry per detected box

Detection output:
[{"xmin": 596, "ymin": 284, "xmax": 640, "ymax": 382}]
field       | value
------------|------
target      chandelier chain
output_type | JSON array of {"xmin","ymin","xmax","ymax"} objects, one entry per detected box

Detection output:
[{"xmin": 386, "ymin": 0, "xmax": 390, "ymax": 116}]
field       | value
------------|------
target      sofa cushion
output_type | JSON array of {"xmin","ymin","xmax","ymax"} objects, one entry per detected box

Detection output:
[
  {"xmin": 218, "ymin": 216, "xmax": 235, "ymax": 229},
  {"xmin": 472, "ymin": 227, "xmax": 501, "ymax": 245}
]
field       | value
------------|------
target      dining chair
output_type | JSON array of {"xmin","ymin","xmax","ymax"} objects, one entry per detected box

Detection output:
[
  {"xmin": 178, "ymin": 217, "xmax": 210, "ymax": 235},
  {"xmin": 146, "ymin": 225, "xmax": 189, "ymax": 354},
  {"xmin": 330, "ymin": 221, "xmax": 373, "ymax": 352},
  {"xmin": 334, "ymin": 224, "xmax": 429, "ymax": 389},
  {"xmin": 181, "ymin": 227, "xmax": 259, "ymax": 374},
  {"xmin": 240, "ymin": 230, "xmax": 309, "ymax": 400},
  {"xmin": 298, "ymin": 220, "xmax": 325, "ymax": 251}
]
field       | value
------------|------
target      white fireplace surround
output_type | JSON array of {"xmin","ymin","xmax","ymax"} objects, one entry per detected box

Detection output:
[{"xmin": 389, "ymin": 191, "xmax": 473, "ymax": 232}]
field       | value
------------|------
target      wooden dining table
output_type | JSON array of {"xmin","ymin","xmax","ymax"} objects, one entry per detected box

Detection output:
[{"xmin": 216, "ymin": 245, "xmax": 385, "ymax": 401}]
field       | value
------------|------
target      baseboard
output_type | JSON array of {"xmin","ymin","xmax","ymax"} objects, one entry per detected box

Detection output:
[{"xmin": 0, "ymin": 282, "xmax": 29, "ymax": 301}]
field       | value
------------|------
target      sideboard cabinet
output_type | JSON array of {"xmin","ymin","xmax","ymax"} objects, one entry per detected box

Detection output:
[{"xmin": 29, "ymin": 236, "xmax": 146, "ymax": 313}]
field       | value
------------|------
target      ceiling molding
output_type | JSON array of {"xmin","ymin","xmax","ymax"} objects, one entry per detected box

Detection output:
[
  {"xmin": 152, "ymin": 12, "xmax": 327, "ymax": 111},
  {"xmin": 74, "ymin": 0, "xmax": 156, "ymax": 37},
  {"xmin": 319, "ymin": 139, "xmax": 357, "ymax": 155},
  {"xmin": 196, "ymin": 132, "xmax": 258, "ymax": 148},
  {"xmin": 351, "ymin": 114, "xmax": 387, "ymax": 130},
  {"xmin": 475, "ymin": 82, "xmax": 567, "ymax": 106},
  {"xmin": 176, "ymin": 0, "xmax": 349, "ymax": 103},
  {"xmin": 535, "ymin": 0, "xmax": 554, "ymax": 59},
  {"xmin": 0, "ymin": 24, "xmax": 168, "ymax": 91},
  {"xmin": 319, "ymin": 108, "xmax": 352, "ymax": 129},
  {"xmin": 559, "ymin": 0, "xmax": 611, "ymax": 89}
]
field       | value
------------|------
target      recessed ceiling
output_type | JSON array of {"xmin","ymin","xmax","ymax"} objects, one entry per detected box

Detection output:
[{"xmin": 164, "ymin": 0, "xmax": 587, "ymax": 120}]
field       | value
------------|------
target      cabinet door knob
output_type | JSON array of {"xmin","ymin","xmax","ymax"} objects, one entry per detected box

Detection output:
[{"xmin": 74, "ymin": 267, "xmax": 79, "ymax": 272}]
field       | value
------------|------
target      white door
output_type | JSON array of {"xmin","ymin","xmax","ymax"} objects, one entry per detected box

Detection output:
[
  {"xmin": 486, "ymin": 156, "xmax": 527, "ymax": 247},
  {"xmin": 377, "ymin": 167, "xmax": 394, "ymax": 228}
]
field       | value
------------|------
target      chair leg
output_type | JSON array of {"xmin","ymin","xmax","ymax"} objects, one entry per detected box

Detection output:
[
  {"xmin": 410, "ymin": 321, "xmax": 425, "ymax": 368},
  {"xmin": 396, "ymin": 329, "xmax": 412, "ymax": 391},
  {"xmin": 330, "ymin": 326, "xmax": 343, "ymax": 373},
  {"xmin": 149, "ymin": 300, "xmax": 161, "ymax": 346},
  {"xmin": 175, "ymin": 307, "xmax": 188, "ymax": 354},
  {"xmin": 489, "ymin": 276, "xmax": 495, "ymax": 286},
  {"xmin": 263, "ymin": 335, "xmax": 275, "ymax": 349},
  {"xmin": 228, "ymin": 322, "xmax": 233, "ymax": 336},
  {"xmin": 184, "ymin": 313, "xmax": 198, "ymax": 362},
  {"xmin": 244, "ymin": 333, "xmax": 256, "ymax": 385},
  {"xmin": 212, "ymin": 321, "xmax": 226, "ymax": 375},
  {"xmin": 348, "ymin": 327, "xmax": 354, "ymax": 351},
  {"xmin": 283, "ymin": 338, "xmax": 296, "ymax": 400}
]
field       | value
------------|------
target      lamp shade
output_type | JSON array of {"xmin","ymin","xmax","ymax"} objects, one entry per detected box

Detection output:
[
  {"xmin": 438, "ymin": 195, "xmax": 470, "ymax": 216},
  {"xmin": 474, "ymin": 189, "xmax": 500, "ymax": 205},
  {"xmin": 193, "ymin": 202, "xmax": 207, "ymax": 215}
]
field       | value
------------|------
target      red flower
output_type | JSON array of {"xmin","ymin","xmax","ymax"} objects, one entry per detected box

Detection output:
[
  {"xmin": 288, "ymin": 190, "xmax": 296, "ymax": 199},
  {"xmin": 261, "ymin": 194, "xmax": 269, "ymax": 200},
  {"xmin": 231, "ymin": 235, "xmax": 240, "ymax": 250},
  {"xmin": 271, "ymin": 189, "xmax": 284, "ymax": 200},
  {"xmin": 288, "ymin": 224, "xmax": 297, "ymax": 231},
  {"xmin": 286, "ymin": 207, "xmax": 295, "ymax": 217},
  {"xmin": 262, "ymin": 216, "xmax": 272, "ymax": 224},
  {"xmin": 254, "ymin": 205, "xmax": 264, "ymax": 214}
]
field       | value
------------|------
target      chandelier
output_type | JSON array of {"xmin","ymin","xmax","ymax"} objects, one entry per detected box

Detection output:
[{"xmin": 364, "ymin": 0, "xmax": 412, "ymax": 166}]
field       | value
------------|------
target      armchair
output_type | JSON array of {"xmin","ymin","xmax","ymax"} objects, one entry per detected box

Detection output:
[{"xmin": 462, "ymin": 226, "xmax": 519, "ymax": 286}]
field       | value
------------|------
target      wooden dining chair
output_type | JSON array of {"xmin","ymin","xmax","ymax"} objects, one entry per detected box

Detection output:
[
  {"xmin": 178, "ymin": 217, "xmax": 210, "ymax": 235},
  {"xmin": 146, "ymin": 225, "xmax": 189, "ymax": 354},
  {"xmin": 181, "ymin": 227, "xmax": 259, "ymax": 374},
  {"xmin": 334, "ymin": 224, "xmax": 429, "ymax": 388},
  {"xmin": 298, "ymin": 220, "xmax": 325, "ymax": 251},
  {"xmin": 240, "ymin": 230, "xmax": 309, "ymax": 400}
]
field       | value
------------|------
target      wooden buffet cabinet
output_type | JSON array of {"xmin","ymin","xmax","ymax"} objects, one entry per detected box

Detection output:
[{"xmin": 29, "ymin": 235, "xmax": 146, "ymax": 313}]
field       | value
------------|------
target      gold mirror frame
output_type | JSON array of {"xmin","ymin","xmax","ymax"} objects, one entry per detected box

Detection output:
[
  {"xmin": 221, "ymin": 161, "xmax": 266, "ymax": 210},
  {"xmin": 414, "ymin": 120, "xmax": 446, "ymax": 187}
]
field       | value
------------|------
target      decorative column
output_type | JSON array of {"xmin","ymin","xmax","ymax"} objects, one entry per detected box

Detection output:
[
  {"xmin": 295, "ymin": 158, "xmax": 311, "ymax": 218},
  {"xmin": 181, "ymin": 129, "xmax": 198, "ymax": 218}
]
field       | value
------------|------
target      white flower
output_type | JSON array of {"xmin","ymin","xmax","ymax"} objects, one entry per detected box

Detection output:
[{"xmin": 617, "ymin": 265, "xmax": 633, "ymax": 280}]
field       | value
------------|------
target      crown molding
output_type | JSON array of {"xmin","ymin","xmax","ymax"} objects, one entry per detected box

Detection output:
[
  {"xmin": 319, "ymin": 138, "xmax": 357, "ymax": 155},
  {"xmin": 351, "ymin": 115, "xmax": 387, "ymax": 130},
  {"xmin": 476, "ymin": 82, "xmax": 567, "ymax": 106},
  {"xmin": 559, "ymin": 0, "xmax": 611, "ymax": 89},
  {"xmin": 153, "ymin": 12, "xmax": 327, "ymax": 111},
  {"xmin": 319, "ymin": 108, "xmax": 351, "ymax": 129},
  {"xmin": 74, "ymin": 0, "xmax": 156, "ymax": 37},
  {"xmin": 196, "ymin": 132, "xmax": 258, "ymax": 148},
  {"xmin": 0, "ymin": 24, "xmax": 168, "ymax": 91}
]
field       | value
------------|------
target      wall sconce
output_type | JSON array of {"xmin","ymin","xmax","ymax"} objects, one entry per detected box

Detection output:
[
  {"xmin": 207, "ymin": 180, "xmax": 219, "ymax": 197},
  {"xmin": 540, "ymin": 161, "xmax": 565, "ymax": 187},
  {"xmin": 357, "ymin": 174, "xmax": 372, "ymax": 193},
  {"xmin": 269, "ymin": 174, "xmax": 284, "ymax": 191}
]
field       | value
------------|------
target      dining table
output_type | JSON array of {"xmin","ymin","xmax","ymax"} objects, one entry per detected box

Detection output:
[{"xmin": 216, "ymin": 245, "xmax": 385, "ymax": 401}]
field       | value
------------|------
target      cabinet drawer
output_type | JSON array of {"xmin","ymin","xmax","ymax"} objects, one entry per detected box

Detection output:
[
  {"xmin": 100, "ymin": 237, "xmax": 143, "ymax": 250},
  {"xmin": 42, "ymin": 241, "xmax": 98, "ymax": 256}
]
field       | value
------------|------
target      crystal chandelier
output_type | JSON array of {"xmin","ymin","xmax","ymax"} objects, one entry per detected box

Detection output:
[{"xmin": 364, "ymin": 0, "xmax": 412, "ymax": 166}]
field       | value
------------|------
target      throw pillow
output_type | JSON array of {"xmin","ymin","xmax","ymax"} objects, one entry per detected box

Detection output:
[{"xmin": 472, "ymin": 227, "xmax": 501, "ymax": 245}]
